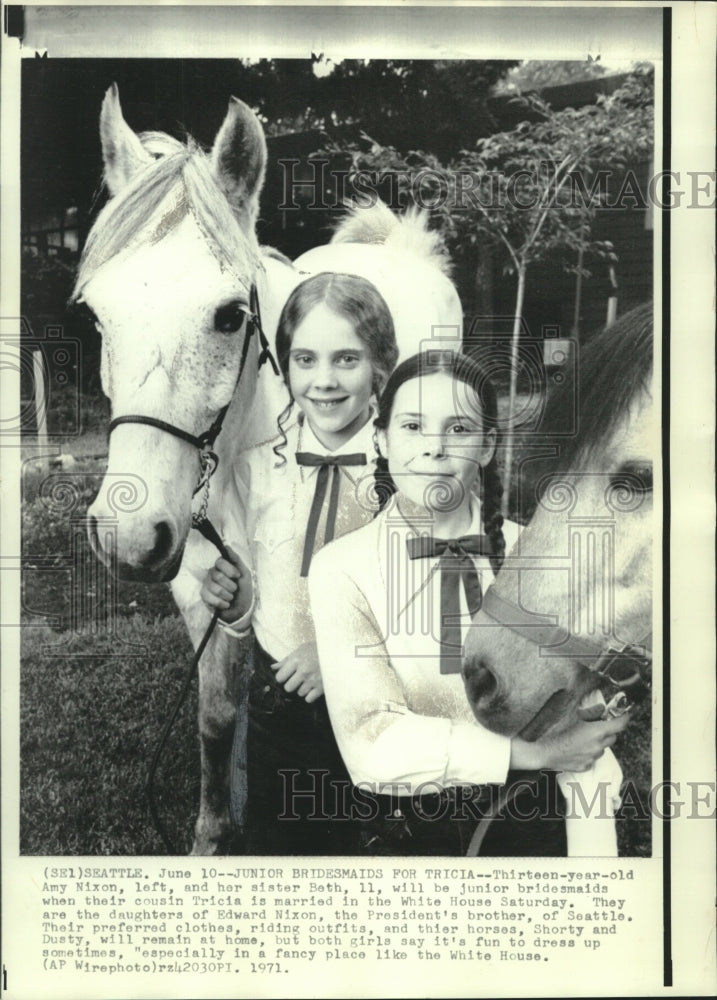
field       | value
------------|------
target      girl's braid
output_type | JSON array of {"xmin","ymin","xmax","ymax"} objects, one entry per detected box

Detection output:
[{"xmin": 481, "ymin": 456, "xmax": 506, "ymax": 576}]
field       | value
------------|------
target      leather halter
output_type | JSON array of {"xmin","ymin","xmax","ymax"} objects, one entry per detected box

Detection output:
[
  {"xmin": 478, "ymin": 586, "xmax": 652, "ymax": 702},
  {"xmin": 107, "ymin": 283, "xmax": 278, "ymax": 520}
]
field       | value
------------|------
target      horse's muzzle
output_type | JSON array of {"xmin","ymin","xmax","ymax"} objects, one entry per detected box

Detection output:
[
  {"xmin": 87, "ymin": 511, "xmax": 185, "ymax": 582},
  {"xmin": 462, "ymin": 654, "xmax": 519, "ymax": 734}
]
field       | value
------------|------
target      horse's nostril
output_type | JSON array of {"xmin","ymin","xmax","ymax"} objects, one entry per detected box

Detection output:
[
  {"xmin": 465, "ymin": 659, "xmax": 497, "ymax": 708},
  {"xmin": 148, "ymin": 520, "xmax": 174, "ymax": 565}
]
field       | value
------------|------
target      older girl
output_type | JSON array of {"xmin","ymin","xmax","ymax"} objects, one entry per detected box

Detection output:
[
  {"xmin": 200, "ymin": 271, "xmax": 398, "ymax": 855},
  {"xmin": 309, "ymin": 350, "xmax": 628, "ymax": 856}
]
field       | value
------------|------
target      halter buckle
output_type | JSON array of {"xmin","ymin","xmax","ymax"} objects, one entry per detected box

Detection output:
[
  {"xmin": 198, "ymin": 447, "xmax": 218, "ymax": 483},
  {"xmin": 192, "ymin": 448, "xmax": 219, "ymax": 526}
]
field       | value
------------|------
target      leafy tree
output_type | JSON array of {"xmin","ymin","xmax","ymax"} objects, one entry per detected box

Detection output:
[
  {"xmin": 235, "ymin": 58, "xmax": 516, "ymax": 158},
  {"xmin": 21, "ymin": 57, "xmax": 515, "ymax": 221},
  {"xmin": 452, "ymin": 69, "xmax": 653, "ymax": 509}
]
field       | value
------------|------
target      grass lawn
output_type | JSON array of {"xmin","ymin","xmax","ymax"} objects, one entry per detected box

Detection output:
[
  {"xmin": 20, "ymin": 447, "xmax": 208, "ymax": 855},
  {"xmin": 21, "ymin": 618, "xmax": 203, "ymax": 855}
]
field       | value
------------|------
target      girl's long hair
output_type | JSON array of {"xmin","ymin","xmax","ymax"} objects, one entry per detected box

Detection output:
[
  {"xmin": 374, "ymin": 350, "xmax": 506, "ymax": 574},
  {"xmin": 272, "ymin": 272, "xmax": 398, "ymax": 463}
]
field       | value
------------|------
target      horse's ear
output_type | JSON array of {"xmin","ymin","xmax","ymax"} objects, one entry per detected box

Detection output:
[
  {"xmin": 211, "ymin": 97, "xmax": 267, "ymax": 224},
  {"xmin": 100, "ymin": 83, "xmax": 152, "ymax": 196}
]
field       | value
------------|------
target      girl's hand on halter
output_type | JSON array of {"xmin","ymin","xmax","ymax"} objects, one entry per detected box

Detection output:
[
  {"xmin": 200, "ymin": 545, "xmax": 253, "ymax": 623},
  {"xmin": 510, "ymin": 711, "xmax": 631, "ymax": 773},
  {"xmin": 271, "ymin": 641, "xmax": 323, "ymax": 703}
]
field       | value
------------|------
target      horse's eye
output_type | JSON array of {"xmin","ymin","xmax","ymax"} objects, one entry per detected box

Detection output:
[
  {"xmin": 612, "ymin": 462, "xmax": 653, "ymax": 494},
  {"xmin": 214, "ymin": 301, "xmax": 249, "ymax": 334}
]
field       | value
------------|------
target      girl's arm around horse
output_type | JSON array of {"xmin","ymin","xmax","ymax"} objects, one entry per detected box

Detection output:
[{"xmin": 309, "ymin": 521, "xmax": 629, "ymax": 791}]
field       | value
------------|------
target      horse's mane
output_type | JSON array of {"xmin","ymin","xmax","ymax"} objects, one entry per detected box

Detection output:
[
  {"xmin": 330, "ymin": 200, "xmax": 453, "ymax": 276},
  {"xmin": 72, "ymin": 131, "xmax": 261, "ymax": 300},
  {"xmin": 540, "ymin": 302, "xmax": 654, "ymax": 475}
]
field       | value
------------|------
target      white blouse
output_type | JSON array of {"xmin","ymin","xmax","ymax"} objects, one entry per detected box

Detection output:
[
  {"xmin": 222, "ymin": 412, "xmax": 379, "ymax": 661},
  {"xmin": 309, "ymin": 498, "xmax": 519, "ymax": 792}
]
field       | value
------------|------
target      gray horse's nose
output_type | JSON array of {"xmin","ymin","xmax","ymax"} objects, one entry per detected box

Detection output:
[
  {"xmin": 87, "ymin": 511, "xmax": 177, "ymax": 576},
  {"xmin": 463, "ymin": 657, "xmax": 498, "ymax": 712}
]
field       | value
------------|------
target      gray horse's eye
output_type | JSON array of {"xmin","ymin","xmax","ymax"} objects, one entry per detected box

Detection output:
[
  {"xmin": 214, "ymin": 300, "xmax": 249, "ymax": 334},
  {"xmin": 612, "ymin": 462, "xmax": 653, "ymax": 494}
]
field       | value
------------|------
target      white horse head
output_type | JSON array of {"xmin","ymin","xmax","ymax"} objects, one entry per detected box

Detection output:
[
  {"xmin": 77, "ymin": 87, "xmax": 463, "ymax": 586},
  {"xmin": 463, "ymin": 304, "xmax": 654, "ymax": 739},
  {"xmin": 75, "ymin": 85, "xmax": 290, "ymax": 581}
]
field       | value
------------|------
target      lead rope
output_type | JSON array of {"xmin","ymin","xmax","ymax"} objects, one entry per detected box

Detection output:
[
  {"xmin": 145, "ymin": 523, "xmax": 231, "ymax": 854},
  {"xmin": 145, "ymin": 289, "xmax": 277, "ymax": 854}
]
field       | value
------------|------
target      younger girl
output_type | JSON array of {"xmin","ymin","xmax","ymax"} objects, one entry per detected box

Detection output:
[
  {"xmin": 200, "ymin": 271, "xmax": 398, "ymax": 855},
  {"xmin": 309, "ymin": 350, "xmax": 628, "ymax": 856}
]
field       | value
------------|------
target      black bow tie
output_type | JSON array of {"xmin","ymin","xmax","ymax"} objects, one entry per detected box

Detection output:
[
  {"xmin": 407, "ymin": 534, "xmax": 491, "ymax": 674},
  {"xmin": 295, "ymin": 452, "xmax": 367, "ymax": 577}
]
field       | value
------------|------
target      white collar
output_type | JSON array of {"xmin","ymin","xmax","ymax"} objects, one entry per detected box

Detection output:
[
  {"xmin": 386, "ymin": 494, "xmax": 484, "ymax": 546},
  {"xmin": 296, "ymin": 407, "xmax": 377, "ymax": 461},
  {"xmin": 378, "ymin": 496, "xmax": 489, "ymax": 623}
]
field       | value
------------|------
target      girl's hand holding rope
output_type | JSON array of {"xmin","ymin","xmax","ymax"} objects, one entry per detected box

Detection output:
[
  {"xmin": 510, "ymin": 711, "xmax": 631, "ymax": 773},
  {"xmin": 200, "ymin": 545, "xmax": 253, "ymax": 623}
]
